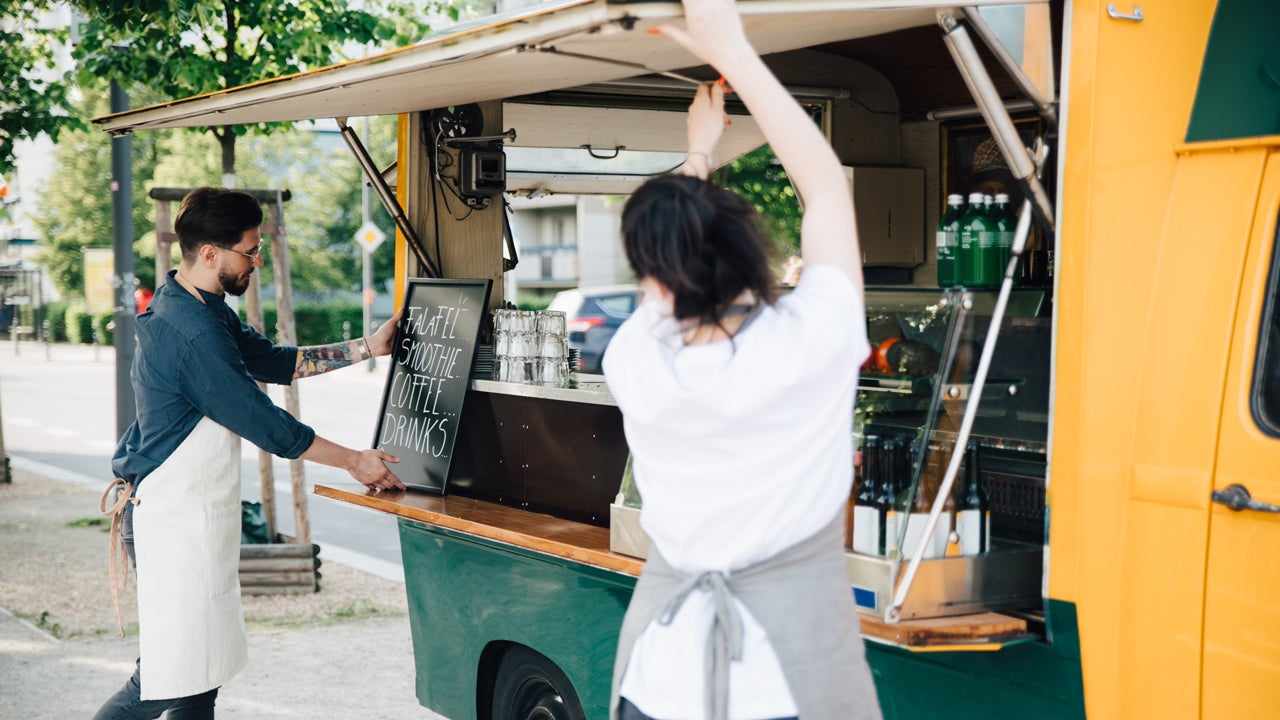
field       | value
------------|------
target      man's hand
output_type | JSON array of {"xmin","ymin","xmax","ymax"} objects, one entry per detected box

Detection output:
[
  {"xmin": 302, "ymin": 437, "xmax": 404, "ymax": 491},
  {"xmin": 368, "ymin": 306, "xmax": 405, "ymax": 357},
  {"xmin": 350, "ymin": 449, "xmax": 404, "ymax": 491}
]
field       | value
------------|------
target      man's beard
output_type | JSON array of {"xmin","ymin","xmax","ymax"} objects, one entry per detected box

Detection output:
[{"xmin": 218, "ymin": 264, "xmax": 252, "ymax": 297}]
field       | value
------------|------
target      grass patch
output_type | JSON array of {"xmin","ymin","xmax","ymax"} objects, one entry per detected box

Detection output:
[
  {"xmin": 16, "ymin": 610, "xmax": 65, "ymax": 638},
  {"xmin": 334, "ymin": 598, "xmax": 378, "ymax": 619},
  {"xmin": 243, "ymin": 598, "xmax": 405, "ymax": 631},
  {"xmin": 66, "ymin": 517, "xmax": 109, "ymax": 531}
]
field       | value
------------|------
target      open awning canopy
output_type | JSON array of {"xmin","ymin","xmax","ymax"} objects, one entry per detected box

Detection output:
[{"xmin": 91, "ymin": 0, "xmax": 1023, "ymax": 135}]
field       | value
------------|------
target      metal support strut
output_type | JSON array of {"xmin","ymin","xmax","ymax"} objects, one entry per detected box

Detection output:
[
  {"xmin": 937, "ymin": 10, "xmax": 1055, "ymax": 233},
  {"xmin": 961, "ymin": 6, "xmax": 1057, "ymax": 127},
  {"xmin": 336, "ymin": 117, "xmax": 441, "ymax": 278},
  {"xmin": 890, "ymin": 194, "xmax": 1039, "ymax": 622}
]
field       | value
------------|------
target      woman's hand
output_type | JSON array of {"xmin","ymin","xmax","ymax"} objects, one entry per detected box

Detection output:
[
  {"xmin": 682, "ymin": 81, "xmax": 727, "ymax": 179},
  {"xmin": 368, "ymin": 306, "xmax": 405, "ymax": 357},
  {"xmin": 651, "ymin": 0, "xmax": 752, "ymax": 69}
]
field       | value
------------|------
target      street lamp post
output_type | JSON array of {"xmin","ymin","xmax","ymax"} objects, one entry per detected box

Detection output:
[{"xmin": 110, "ymin": 80, "xmax": 137, "ymax": 436}]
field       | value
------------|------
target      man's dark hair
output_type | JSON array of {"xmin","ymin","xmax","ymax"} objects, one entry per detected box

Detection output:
[
  {"xmin": 175, "ymin": 188, "xmax": 264, "ymax": 262},
  {"xmin": 622, "ymin": 175, "xmax": 778, "ymax": 326}
]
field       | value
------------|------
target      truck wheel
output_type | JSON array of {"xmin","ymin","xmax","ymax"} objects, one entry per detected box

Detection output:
[{"xmin": 491, "ymin": 646, "xmax": 586, "ymax": 720}]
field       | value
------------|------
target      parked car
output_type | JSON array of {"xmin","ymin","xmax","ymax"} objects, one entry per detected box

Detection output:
[{"xmin": 547, "ymin": 284, "xmax": 641, "ymax": 374}]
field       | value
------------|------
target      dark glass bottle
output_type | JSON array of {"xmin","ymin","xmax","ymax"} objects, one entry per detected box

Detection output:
[
  {"xmin": 993, "ymin": 193, "xmax": 1017, "ymax": 286},
  {"xmin": 903, "ymin": 444, "xmax": 941, "ymax": 559},
  {"xmin": 958, "ymin": 192, "xmax": 994, "ymax": 288},
  {"xmin": 957, "ymin": 441, "xmax": 990, "ymax": 554},
  {"xmin": 852, "ymin": 436, "xmax": 881, "ymax": 555},
  {"xmin": 936, "ymin": 193, "xmax": 965, "ymax": 287},
  {"xmin": 876, "ymin": 438, "xmax": 900, "ymax": 557}
]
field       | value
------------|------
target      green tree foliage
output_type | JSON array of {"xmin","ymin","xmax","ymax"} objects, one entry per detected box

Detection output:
[
  {"xmin": 0, "ymin": 2, "xmax": 80, "ymax": 177},
  {"xmin": 723, "ymin": 145, "xmax": 802, "ymax": 256},
  {"xmin": 33, "ymin": 83, "xmax": 168, "ymax": 297},
  {"xmin": 68, "ymin": 0, "xmax": 464, "ymax": 181},
  {"xmin": 34, "ymin": 85, "xmax": 400, "ymax": 299}
]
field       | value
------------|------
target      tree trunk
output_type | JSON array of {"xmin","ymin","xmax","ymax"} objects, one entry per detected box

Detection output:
[{"xmin": 220, "ymin": 126, "xmax": 236, "ymax": 188}]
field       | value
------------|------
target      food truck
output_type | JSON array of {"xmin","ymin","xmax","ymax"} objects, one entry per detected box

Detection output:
[{"xmin": 96, "ymin": 0, "xmax": 1280, "ymax": 718}]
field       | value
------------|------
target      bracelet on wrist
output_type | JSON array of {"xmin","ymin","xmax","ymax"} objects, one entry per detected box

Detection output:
[
  {"xmin": 359, "ymin": 337, "xmax": 371, "ymax": 360},
  {"xmin": 687, "ymin": 151, "xmax": 714, "ymax": 168}
]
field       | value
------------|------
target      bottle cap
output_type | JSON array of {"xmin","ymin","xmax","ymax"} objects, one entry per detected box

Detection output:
[
  {"xmin": 948, "ymin": 193, "xmax": 965, "ymax": 204},
  {"xmin": 968, "ymin": 192, "xmax": 985, "ymax": 203},
  {"xmin": 995, "ymin": 193, "xmax": 1010, "ymax": 203},
  {"xmin": 984, "ymin": 194, "xmax": 994, "ymax": 205}
]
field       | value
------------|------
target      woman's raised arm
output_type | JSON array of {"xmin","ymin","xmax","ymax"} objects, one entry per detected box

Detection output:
[{"xmin": 655, "ymin": 0, "xmax": 863, "ymax": 291}]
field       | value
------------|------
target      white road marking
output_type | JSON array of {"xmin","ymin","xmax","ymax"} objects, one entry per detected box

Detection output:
[{"xmin": 43, "ymin": 428, "xmax": 80, "ymax": 439}]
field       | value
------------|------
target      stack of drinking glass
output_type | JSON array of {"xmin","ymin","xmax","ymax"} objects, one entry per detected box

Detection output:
[{"xmin": 493, "ymin": 309, "xmax": 570, "ymax": 387}]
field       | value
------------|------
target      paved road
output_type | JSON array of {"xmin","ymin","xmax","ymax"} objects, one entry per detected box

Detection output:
[{"xmin": 0, "ymin": 339, "xmax": 405, "ymax": 581}]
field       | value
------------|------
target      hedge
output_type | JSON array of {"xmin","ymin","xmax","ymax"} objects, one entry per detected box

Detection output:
[
  {"xmin": 65, "ymin": 302, "xmax": 94, "ymax": 345},
  {"xmin": 516, "ymin": 295, "xmax": 554, "ymax": 312},
  {"xmin": 45, "ymin": 301, "xmax": 69, "ymax": 342},
  {"xmin": 239, "ymin": 302, "xmax": 364, "ymax": 346},
  {"xmin": 60, "ymin": 302, "xmax": 115, "ymax": 345},
  {"xmin": 94, "ymin": 312, "xmax": 114, "ymax": 346},
  {"xmin": 52, "ymin": 299, "xmax": 361, "ymax": 347}
]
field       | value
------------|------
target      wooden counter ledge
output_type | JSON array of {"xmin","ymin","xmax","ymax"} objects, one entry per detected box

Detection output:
[
  {"xmin": 316, "ymin": 484, "xmax": 1031, "ymax": 651},
  {"xmin": 315, "ymin": 484, "xmax": 644, "ymax": 576}
]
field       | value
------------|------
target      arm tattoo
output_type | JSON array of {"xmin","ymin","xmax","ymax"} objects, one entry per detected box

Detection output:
[{"xmin": 294, "ymin": 340, "xmax": 365, "ymax": 379}]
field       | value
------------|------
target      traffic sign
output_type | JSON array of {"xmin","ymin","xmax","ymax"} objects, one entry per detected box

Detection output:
[{"xmin": 354, "ymin": 222, "xmax": 386, "ymax": 253}]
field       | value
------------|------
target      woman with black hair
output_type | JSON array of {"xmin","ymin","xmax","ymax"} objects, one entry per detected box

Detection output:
[{"xmin": 602, "ymin": 1, "xmax": 881, "ymax": 719}]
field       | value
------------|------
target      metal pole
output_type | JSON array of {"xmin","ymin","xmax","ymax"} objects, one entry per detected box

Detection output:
[
  {"xmin": 0, "ymin": 384, "xmax": 9, "ymax": 483},
  {"xmin": 335, "ymin": 117, "xmax": 439, "ymax": 277},
  {"xmin": 361, "ymin": 117, "xmax": 376, "ymax": 372},
  {"xmin": 110, "ymin": 80, "xmax": 137, "ymax": 435}
]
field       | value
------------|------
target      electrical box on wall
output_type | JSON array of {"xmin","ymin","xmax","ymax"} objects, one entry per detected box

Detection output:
[
  {"xmin": 844, "ymin": 166, "xmax": 925, "ymax": 267},
  {"xmin": 461, "ymin": 147, "xmax": 506, "ymax": 198}
]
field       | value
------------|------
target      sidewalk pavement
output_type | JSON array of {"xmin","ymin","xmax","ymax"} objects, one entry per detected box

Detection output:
[{"xmin": 0, "ymin": 465, "xmax": 443, "ymax": 719}]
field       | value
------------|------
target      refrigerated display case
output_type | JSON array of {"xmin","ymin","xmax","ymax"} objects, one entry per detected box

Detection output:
[{"xmin": 611, "ymin": 285, "xmax": 1052, "ymax": 624}]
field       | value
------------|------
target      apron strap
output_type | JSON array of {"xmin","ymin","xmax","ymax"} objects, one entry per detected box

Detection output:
[{"xmin": 99, "ymin": 478, "xmax": 139, "ymax": 637}]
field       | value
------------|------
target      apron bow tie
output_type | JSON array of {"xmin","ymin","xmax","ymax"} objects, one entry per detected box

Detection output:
[{"xmin": 100, "ymin": 478, "xmax": 139, "ymax": 637}]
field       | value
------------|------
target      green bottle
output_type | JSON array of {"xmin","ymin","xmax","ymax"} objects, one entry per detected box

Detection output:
[
  {"xmin": 993, "ymin": 193, "xmax": 1017, "ymax": 286},
  {"xmin": 958, "ymin": 192, "xmax": 992, "ymax": 287},
  {"xmin": 935, "ymin": 193, "xmax": 965, "ymax": 287}
]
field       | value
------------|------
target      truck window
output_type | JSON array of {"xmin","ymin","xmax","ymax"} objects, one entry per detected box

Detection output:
[
  {"xmin": 1255, "ymin": 227, "xmax": 1280, "ymax": 436},
  {"xmin": 1186, "ymin": 0, "xmax": 1280, "ymax": 143}
]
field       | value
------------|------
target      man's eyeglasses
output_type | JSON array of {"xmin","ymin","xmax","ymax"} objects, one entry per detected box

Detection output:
[{"xmin": 223, "ymin": 242, "xmax": 265, "ymax": 261}]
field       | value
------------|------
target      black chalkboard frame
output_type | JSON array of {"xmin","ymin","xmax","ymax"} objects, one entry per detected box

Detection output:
[{"xmin": 372, "ymin": 277, "xmax": 492, "ymax": 494}]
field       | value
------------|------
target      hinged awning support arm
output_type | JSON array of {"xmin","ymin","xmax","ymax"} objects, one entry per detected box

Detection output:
[
  {"xmin": 937, "ymin": 9, "xmax": 1055, "ymax": 234},
  {"xmin": 336, "ymin": 117, "xmax": 442, "ymax": 278},
  {"xmin": 961, "ymin": 6, "xmax": 1057, "ymax": 127}
]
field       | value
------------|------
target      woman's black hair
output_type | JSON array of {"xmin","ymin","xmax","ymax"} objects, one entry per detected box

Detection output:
[
  {"xmin": 174, "ymin": 187, "xmax": 264, "ymax": 262},
  {"xmin": 621, "ymin": 174, "xmax": 778, "ymax": 326}
]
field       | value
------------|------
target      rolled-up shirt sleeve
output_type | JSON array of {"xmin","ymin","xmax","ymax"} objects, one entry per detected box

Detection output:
[
  {"xmin": 225, "ymin": 305, "xmax": 299, "ymax": 385},
  {"xmin": 179, "ymin": 328, "xmax": 315, "ymax": 459}
]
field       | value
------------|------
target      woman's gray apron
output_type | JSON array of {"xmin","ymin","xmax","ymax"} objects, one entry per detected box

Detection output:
[
  {"xmin": 611, "ymin": 517, "xmax": 882, "ymax": 720},
  {"xmin": 132, "ymin": 416, "xmax": 248, "ymax": 700}
]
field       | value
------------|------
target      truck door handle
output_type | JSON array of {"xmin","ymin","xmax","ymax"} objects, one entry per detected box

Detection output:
[{"xmin": 1211, "ymin": 484, "xmax": 1280, "ymax": 513}]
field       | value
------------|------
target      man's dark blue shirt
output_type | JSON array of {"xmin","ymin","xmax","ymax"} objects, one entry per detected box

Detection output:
[{"xmin": 111, "ymin": 270, "xmax": 315, "ymax": 485}]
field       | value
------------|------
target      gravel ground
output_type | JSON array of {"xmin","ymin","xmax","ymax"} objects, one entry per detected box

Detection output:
[{"xmin": 0, "ymin": 468, "xmax": 440, "ymax": 719}]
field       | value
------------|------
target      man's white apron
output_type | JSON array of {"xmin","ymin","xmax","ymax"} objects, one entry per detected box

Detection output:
[{"xmin": 132, "ymin": 416, "xmax": 248, "ymax": 700}]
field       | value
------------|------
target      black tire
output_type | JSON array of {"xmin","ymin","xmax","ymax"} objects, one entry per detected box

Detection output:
[{"xmin": 491, "ymin": 646, "xmax": 586, "ymax": 720}]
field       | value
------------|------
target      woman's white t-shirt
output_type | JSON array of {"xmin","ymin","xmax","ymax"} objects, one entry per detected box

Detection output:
[{"xmin": 603, "ymin": 264, "xmax": 871, "ymax": 720}]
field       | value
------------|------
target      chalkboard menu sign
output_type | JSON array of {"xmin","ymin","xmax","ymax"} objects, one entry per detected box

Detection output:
[{"xmin": 374, "ymin": 278, "xmax": 492, "ymax": 494}]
